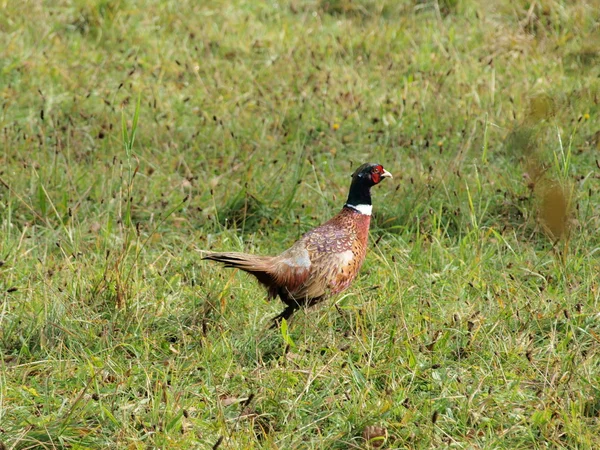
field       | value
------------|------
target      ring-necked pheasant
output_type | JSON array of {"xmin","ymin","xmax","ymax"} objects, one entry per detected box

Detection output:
[{"xmin": 203, "ymin": 162, "xmax": 392, "ymax": 327}]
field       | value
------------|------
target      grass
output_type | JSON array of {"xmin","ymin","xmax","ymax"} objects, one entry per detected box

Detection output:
[{"xmin": 1, "ymin": 0, "xmax": 599, "ymax": 448}]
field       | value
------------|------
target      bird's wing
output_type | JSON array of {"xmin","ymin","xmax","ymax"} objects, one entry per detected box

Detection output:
[
  {"xmin": 270, "ymin": 246, "xmax": 312, "ymax": 295},
  {"xmin": 288, "ymin": 248, "xmax": 359, "ymax": 300},
  {"xmin": 280, "ymin": 220, "xmax": 364, "ymax": 301}
]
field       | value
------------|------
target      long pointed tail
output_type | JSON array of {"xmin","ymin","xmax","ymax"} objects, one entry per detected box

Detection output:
[
  {"xmin": 203, "ymin": 252, "xmax": 277, "ymax": 297},
  {"xmin": 203, "ymin": 252, "xmax": 271, "ymax": 270}
]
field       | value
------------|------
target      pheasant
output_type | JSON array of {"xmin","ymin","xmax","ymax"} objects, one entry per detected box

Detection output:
[{"xmin": 203, "ymin": 162, "xmax": 392, "ymax": 326}]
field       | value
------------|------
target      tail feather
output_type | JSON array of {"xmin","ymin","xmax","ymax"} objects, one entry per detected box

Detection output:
[
  {"xmin": 202, "ymin": 252, "xmax": 271, "ymax": 269},
  {"xmin": 203, "ymin": 252, "xmax": 278, "ymax": 298}
]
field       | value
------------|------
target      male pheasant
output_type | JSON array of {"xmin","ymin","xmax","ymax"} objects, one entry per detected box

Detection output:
[{"xmin": 203, "ymin": 162, "xmax": 392, "ymax": 326}]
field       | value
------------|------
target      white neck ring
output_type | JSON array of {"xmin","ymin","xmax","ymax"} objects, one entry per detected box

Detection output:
[{"xmin": 345, "ymin": 204, "xmax": 372, "ymax": 216}]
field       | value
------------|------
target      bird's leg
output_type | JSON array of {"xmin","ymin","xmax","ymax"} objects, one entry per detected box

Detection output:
[{"xmin": 269, "ymin": 304, "xmax": 298, "ymax": 329}]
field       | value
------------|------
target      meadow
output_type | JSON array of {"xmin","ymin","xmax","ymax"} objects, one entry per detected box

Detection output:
[{"xmin": 1, "ymin": 0, "xmax": 600, "ymax": 448}]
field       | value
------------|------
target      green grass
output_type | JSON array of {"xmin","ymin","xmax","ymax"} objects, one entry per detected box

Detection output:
[{"xmin": 1, "ymin": 0, "xmax": 600, "ymax": 448}]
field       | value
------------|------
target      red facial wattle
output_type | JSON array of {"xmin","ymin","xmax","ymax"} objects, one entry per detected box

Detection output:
[{"xmin": 371, "ymin": 165, "xmax": 386, "ymax": 184}]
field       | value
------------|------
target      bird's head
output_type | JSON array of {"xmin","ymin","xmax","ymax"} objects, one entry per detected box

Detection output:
[{"xmin": 351, "ymin": 163, "xmax": 393, "ymax": 187}]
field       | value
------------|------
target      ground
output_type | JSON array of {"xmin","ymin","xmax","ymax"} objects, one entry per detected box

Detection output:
[{"xmin": 1, "ymin": 0, "xmax": 600, "ymax": 448}]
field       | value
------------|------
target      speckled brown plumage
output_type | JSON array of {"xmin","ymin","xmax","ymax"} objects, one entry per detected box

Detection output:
[{"xmin": 203, "ymin": 163, "xmax": 392, "ymax": 326}]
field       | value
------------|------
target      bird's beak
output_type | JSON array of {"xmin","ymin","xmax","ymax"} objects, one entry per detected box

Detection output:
[{"xmin": 381, "ymin": 169, "xmax": 393, "ymax": 179}]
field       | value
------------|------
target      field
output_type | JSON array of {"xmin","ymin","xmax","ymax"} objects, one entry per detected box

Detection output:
[{"xmin": 1, "ymin": 0, "xmax": 600, "ymax": 448}]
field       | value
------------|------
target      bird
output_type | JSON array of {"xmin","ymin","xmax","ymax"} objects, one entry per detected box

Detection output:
[{"xmin": 203, "ymin": 162, "xmax": 392, "ymax": 327}]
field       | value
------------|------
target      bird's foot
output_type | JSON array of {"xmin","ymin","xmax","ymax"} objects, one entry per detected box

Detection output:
[{"xmin": 269, "ymin": 305, "xmax": 298, "ymax": 329}]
